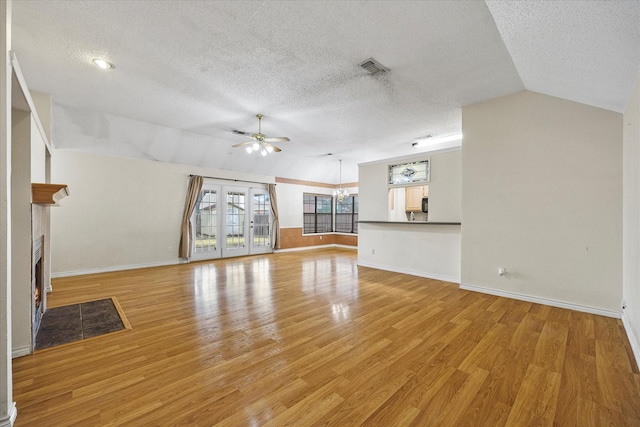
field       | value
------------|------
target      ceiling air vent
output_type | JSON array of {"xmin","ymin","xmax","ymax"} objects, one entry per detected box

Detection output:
[{"xmin": 359, "ymin": 57, "xmax": 389, "ymax": 76}]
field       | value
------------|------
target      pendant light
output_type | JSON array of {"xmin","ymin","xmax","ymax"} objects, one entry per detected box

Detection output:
[{"xmin": 333, "ymin": 159, "xmax": 349, "ymax": 203}]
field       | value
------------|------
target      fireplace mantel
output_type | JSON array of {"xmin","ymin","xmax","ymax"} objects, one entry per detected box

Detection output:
[{"xmin": 31, "ymin": 183, "xmax": 69, "ymax": 205}]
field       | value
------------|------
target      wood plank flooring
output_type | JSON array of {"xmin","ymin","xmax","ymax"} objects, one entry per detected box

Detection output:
[{"xmin": 12, "ymin": 248, "xmax": 640, "ymax": 426}]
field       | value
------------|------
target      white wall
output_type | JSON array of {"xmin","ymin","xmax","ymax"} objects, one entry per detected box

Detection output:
[
  {"xmin": 429, "ymin": 150, "xmax": 461, "ymax": 222},
  {"xmin": 358, "ymin": 162, "xmax": 389, "ymax": 221},
  {"xmin": 50, "ymin": 150, "xmax": 275, "ymax": 275},
  {"xmin": 1, "ymin": 0, "xmax": 15, "ymax": 422},
  {"xmin": 358, "ymin": 223, "xmax": 461, "ymax": 282},
  {"xmin": 462, "ymin": 90, "xmax": 623, "ymax": 315},
  {"xmin": 357, "ymin": 149, "xmax": 462, "ymax": 282},
  {"xmin": 623, "ymin": 70, "xmax": 640, "ymax": 365},
  {"xmin": 29, "ymin": 91, "xmax": 51, "ymax": 143},
  {"xmin": 29, "ymin": 115, "xmax": 45, "ymax": 183},
  {"xmin": 10, "ymin": 110, "xmax": 32, "ymax": 355},
  {"xmin": 388, "ymin": 187, "xmax": 407, "ymax": 222}
]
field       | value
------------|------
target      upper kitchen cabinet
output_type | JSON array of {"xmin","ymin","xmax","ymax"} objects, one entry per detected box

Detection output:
[{"xmin": 405, "ymin": 185, "xmax": 428, "ymax": 212}]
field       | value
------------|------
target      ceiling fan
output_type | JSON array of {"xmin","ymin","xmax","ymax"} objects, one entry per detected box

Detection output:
[{"xmin": 232, "ymin": 114, "xmax": 290, "ymax": 156}]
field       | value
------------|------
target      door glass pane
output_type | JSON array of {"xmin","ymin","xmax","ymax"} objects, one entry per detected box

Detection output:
[
  {"xmin": 253, "ymin": 194, "xmax": 270, "ymax": 248},
  {"xmin": 195, "ymin": 189, "xmax": 217, "ymax": 253},
  {"xmin": 226, "ymin": 192, "xmax": 245, "ymax": 249}
]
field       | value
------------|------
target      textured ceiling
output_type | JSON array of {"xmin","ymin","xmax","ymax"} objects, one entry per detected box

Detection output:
[{"xmin": 10, "ymin": 0, "xmax": 640, "ymax": 184}]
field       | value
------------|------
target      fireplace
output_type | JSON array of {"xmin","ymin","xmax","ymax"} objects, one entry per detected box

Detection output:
[{"xmin": 32, "ymin": 235, "xmax": 45, "ymax": 344}]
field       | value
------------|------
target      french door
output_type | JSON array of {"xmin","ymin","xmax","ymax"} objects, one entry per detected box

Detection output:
[
  {"xmin": 249, "ymin": 188, "xmax": 273, "ymax": 255},
  {"xmin": 222, "ymin": 186, "xmax": 249, "ymax": 257},
  {"xmin": 191, "ymin": 182, "xmax": 272, "ymax": 260},
  {"xmin": 191, "ymin": 184, "xmax": 220, "ymax": 261}
]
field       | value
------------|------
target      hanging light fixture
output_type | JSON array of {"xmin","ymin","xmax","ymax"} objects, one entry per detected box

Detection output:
[
  {"xmin": 333, "ymin": 159, "xmax": 349, "ymax": 203},
  {"xmin": 234, "ymin": 114, "xmax": 290, "ymax": 156}
]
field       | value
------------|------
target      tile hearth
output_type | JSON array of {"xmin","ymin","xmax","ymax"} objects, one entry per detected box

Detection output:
[{"xmin": 35, "ymin": 298, "xmax": 127, "ymax": 350}]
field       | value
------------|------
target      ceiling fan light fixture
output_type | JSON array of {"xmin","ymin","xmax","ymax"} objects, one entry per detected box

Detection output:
[{"xmin": 232, "ymin": 114, "xmax": 291, "ymax": 156}]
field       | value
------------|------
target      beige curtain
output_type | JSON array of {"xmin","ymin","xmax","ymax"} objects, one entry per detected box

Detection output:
[
  {"xmin": 178, "ymin": 175, "xmax": 203, "ymax": 259},
  {"xmin": 268, "ymin": 184, "xmax": 280, "ymax": 250}
]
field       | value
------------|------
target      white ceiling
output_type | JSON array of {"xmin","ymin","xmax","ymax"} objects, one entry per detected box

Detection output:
[{"xmin": 11, "ymin": 0, "xmax": 640, "ymax": 184}]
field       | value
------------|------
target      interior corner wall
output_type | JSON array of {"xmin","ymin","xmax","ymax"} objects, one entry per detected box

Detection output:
[
  {"xmin": 49, "ymin": 149, "xmax": 276, "ymax": 275},
  {"xmin": 623, "ymin": 69, "xmax": 640, "ymax": 364},
  {"xmin": 461, "ymin": 90, "xmax": 623, "ymax": 314}
]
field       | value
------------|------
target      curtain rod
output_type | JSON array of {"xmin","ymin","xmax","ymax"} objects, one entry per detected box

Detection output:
[{"xmin": 189, "ymin": 174, "xmax": 275, "ymax": 186}]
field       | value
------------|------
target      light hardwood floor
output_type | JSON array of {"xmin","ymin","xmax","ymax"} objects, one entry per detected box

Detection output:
[{"xmin": 12, "ymin": 248, "xmax": 640, "ymax": 426}]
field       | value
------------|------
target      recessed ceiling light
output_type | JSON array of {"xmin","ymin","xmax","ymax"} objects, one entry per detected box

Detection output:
[{"xmin": 92, "ymin": 58, "xmax": 115, "ymax": 70}]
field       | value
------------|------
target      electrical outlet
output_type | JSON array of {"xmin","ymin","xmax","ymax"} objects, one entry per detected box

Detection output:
[
  {"xmin": 498, "ymin": 267, "xmax": 506, "ymax": 276},
  {"xmin": 371, "ymin": 249, "xmax": 375, "ymax": 255},
  {"xmin": 320, "ymin": 236, "xmax": 323, "ymax": 240},
  {"xmin": 169, "ymin": 246, "xmax": 173, "ymax": 253},
  {"xmin": 622, "ymin": 299, "xmax": 627, "ymax": 310}
]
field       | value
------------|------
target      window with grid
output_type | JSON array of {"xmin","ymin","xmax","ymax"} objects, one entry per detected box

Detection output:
[
  {"xmin": 303, "ymin": 194, "xmax": 333, "ymax": 233},
  {"xmin": 335, "ymin": 195, "xmax": 358, "ymax": 234}
]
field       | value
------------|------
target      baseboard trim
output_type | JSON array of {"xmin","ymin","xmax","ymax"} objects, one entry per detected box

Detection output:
[
  {"xmin": 460, "ymin": 283, "xmax": 621, "ymax": 319},
  {"xmin": 334, "ymin": 244, "xmax": 357, "ymax": 250},
  {"xmin": 51, "ymin": 259, "xmax": 187, "ymax": 278},
  {"xmin": 276, "ymin": 244, "xmax": 356, "ymax": 253},
  {"xmin": 356, "ymin": 261, "xmax": 460, "ymax": 284},
  {"xmin": 0, "ymin": 403, "xmax": 17, "ymax": 427},
  {"xmin": 622, "ymin": 312, "xmax": 640, "ymax": 371},
  {"xmin": 12, "ymin": 346, "xmax": 31, "ymax": 359}
]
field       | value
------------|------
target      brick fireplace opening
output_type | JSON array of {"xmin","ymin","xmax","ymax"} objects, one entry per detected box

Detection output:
[{"xmin": 32, "ymin": 235, "xmax": 45, "ymax": 345}]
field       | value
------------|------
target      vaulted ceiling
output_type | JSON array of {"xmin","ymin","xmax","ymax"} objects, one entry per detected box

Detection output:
[{"xmin": 11, "ymin": 1, "xmax": 640, "ymax": 183}]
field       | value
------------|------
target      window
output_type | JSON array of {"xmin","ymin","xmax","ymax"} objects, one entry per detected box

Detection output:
[
  {"xmin": 335, "ymin": 195, "xmax": 358, "ymax": 233},
  {"xmin": 303, "ymin": 193, "xmax": 359, "ymax": 235},
  {"xmin": 389, "ymin": 159, "xmax": 430, "ymax": 185},
  {"xmin": 303, "ymin": 194, "xmax": 333, "ymax": 233}
]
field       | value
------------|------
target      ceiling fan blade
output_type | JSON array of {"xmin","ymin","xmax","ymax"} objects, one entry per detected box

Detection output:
[
  {"xmin": 232, "ymin": 129, "xmax": 255, "ymax": 137},
  {"xmin": 232, "ymin": 141, "xmax": 255, "ymax": 148},
  {"xmin": 264, "ymin": 137, "xmax": 290, "ymax": 143},
  {"xmin": 264, "ymin": 142, "xmax": 281, "ymax": 152}
]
